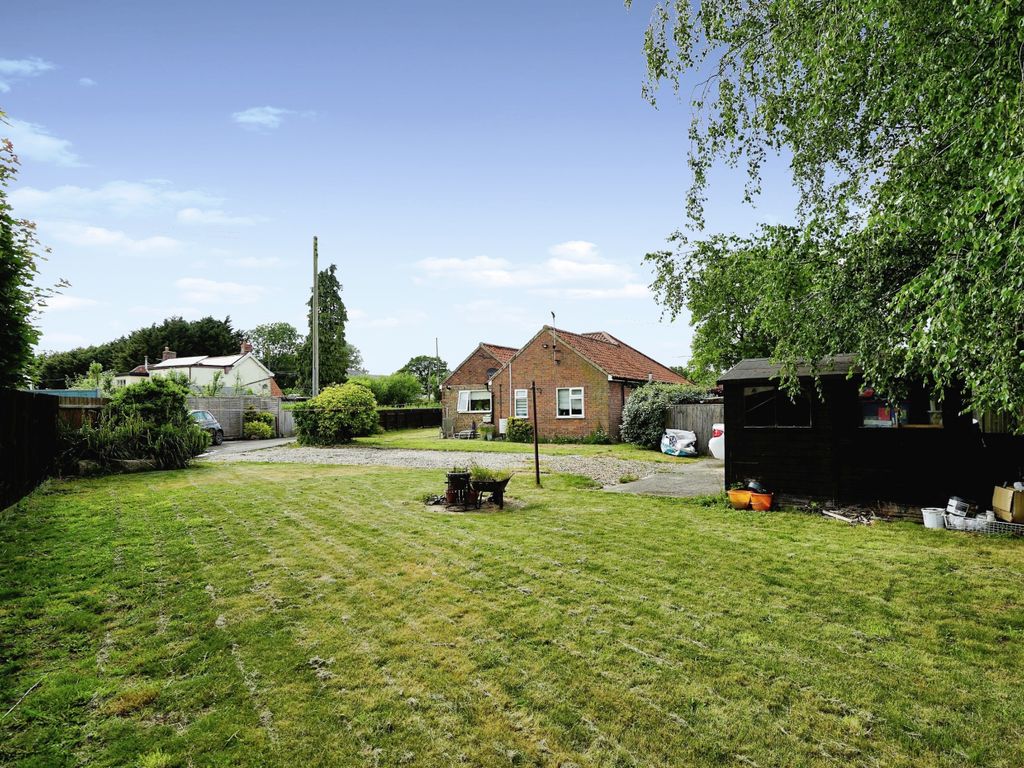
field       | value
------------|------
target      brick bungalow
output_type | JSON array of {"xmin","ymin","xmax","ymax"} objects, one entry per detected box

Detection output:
[
  {"xmin": 489, "ymin": 326, "xmax": 688, "ymax": 441},
  {"xmin": 441, "ymin": 342, "xmax": 518, "ymax": 435}
]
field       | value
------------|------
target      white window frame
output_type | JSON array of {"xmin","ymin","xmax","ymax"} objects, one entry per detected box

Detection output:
[
  {"xmin": 457, "ymin": 389, "xmax": 491, "ymax": 413},
  {"xmin": 514, "ymin": 389, "xmax": 529, "ymax": 418},
  {"xmin": 556, "ymin": 386, "xmax": 584, "ymax": 418}
]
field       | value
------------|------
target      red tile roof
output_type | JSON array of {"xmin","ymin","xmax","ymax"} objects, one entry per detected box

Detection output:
[
  {"xmin": 479, "ymin": 343, "xmax": 518, "ymax": 364},
  {"xmin": 554, "ymin": 328, "xmax": 688, "ymax": 384}
]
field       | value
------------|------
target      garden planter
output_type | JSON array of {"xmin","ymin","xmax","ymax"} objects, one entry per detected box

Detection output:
[
  {"xmin": 465, "ymin": 489, "xmax": 479, "ymax": 506},
  {"xmin": 445, "ymin": 489, "xmax": 458, "ymax": 505},
  {"xmin": 470, "ymin": 477, "xmax": 512, "ymax": 509},
  {"xmin": 749, "ymin": 492, "xmax": 773, "ymax": 511},
  {"xmin": 727, "ymin": 489, "xmax": 751, "ymax": 509}
]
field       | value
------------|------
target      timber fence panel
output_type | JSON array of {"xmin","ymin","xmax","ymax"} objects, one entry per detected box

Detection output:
[
  {"xmin": 1, "ymin": 390, "xmax": 60, "ymax": 510},
  {"xmin": 666, "ymin": 403, "xmax": 725, "ymax": 455},
  {"xmin": 377, "ymin": 408, "xmax": 443, "ymax": 432},
  {"xmin": 56, "ymin": 395, "xmax": 107, "ymax": 429},
  {"xmin": 188, "ymin": 396, "xmax": 283, "ymax": 439}
]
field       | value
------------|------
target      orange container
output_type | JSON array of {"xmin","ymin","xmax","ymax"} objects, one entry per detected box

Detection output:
[
  {"xmin": 749, "ymin": 492, "xmax": 773, "ymax": 511},
  {"xmin": 727, "ymin": 489, "xmax": 751, "ymax": 509}
]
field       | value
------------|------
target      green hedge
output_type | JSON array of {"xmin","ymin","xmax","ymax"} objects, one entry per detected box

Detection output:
[{"xmin": 292, "ymin": 382, "xmax": 380, "ymax": 445}]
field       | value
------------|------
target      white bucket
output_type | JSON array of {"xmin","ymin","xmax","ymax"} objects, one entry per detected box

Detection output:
[{"xmin": 921, "ymin": 507, "xmax": 945, "ymax": 529}]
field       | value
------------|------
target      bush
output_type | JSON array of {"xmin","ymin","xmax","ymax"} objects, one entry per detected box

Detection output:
[
  {"xmin": 243, "ymin": 421, "xmax": 274, "ymax": 439},
  {"xmin": 243, "ymin": 407, "xmax": 275, "ymax": 427},
  {"xmin": 77, "ymin": 377, "xmax": 210, "ymax": 469},
  {"xmin": 581, "ymin": 424, "xmax": 613, "ymax": 445},
  {"xmin": 349, "ymin": 373, "xmax": 422, "ymax": 407},
  {"xmin": 619, "ymin": 383, "xmax": 711, "ymax": 449},
  {"xmin": 506, "ymin": 417, "xmax": 533, "ymax": 443},
  {"xmin": 293, "ymin": 382, "xmax": 380, "ymax": 445}
]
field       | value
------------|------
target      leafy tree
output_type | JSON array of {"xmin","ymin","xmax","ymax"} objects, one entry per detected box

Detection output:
[
  {"xmin": 631, "ymin": 0, "xmax": 1024, "ymax": 416},
  {"xmin": 648, "ymin": 226, "xmax": 797, "ymax": 383},
  {"xmin": 298, "ymin": 264, "xmax": 349, "ymax": 393},
  {"xmin": 400, "ymin": 355, "xmax": 449, "ymax": 400},
  {"xmin": 199, "ymin": 370, "xmax": 225, "ymax": 397},
  {"xmin": 346, "ymin": 343, "xmax": 367, "ymax": 376},
  {"xmin": 1, "ymin": 115, "xmax": 65, "ymax": 388},
  {"xmin": 67, "ymin": 361, "xmax": 115, "ymax": 395},
  {"xmin": 35, "ymin": 316, "xmax": 242, "ymax": 388},
  {"xmin": 247, "ymin": 321, "xmax": 302, "ymax": 388}
]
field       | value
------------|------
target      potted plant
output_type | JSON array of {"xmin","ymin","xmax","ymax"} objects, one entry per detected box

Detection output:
[
  {"xmin": 742, "ymin": 480, "xmax": 773, "ymax": 511},
  {"xmin": 469, "ymin": 466, "xmax": 514, "ymax": 509},
  {"xmin": 727, "ymin": 483, "xmax": 751, "ymax": 509},
  {"xmin": 480, "ymin": 424, "xmax": 495, "ymax": 441}
]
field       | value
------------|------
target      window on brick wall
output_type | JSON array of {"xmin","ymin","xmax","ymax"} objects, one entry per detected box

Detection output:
[
  {"xmin": 457, "ymin": 390, "xmax": 491, "ymax": 413},
  {"xmin": 514, "ymin": 389, "xmax": 528, "ymax": 418},
  {"xmin": 556, "ymin": 387, "xmax": 584, "ymax": 418}
]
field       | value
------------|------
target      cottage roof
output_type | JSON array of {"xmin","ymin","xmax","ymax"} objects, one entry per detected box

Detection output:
[
  {"xmin": 717, "ymin": 354, "xmax": 859, "ymax": 383},
  {"xmin": 443, "ymin": 341, "xmax": 520, "ymax": 386},
  {"xmin": 149, "ymin": 353, "xmax": 247, "ymax": 369},
  {"xmin": 554, "ymin": 328, "xmax": 688, "ymax": 384},
  {"xmin": 478, "ymin": 343, "xmax": 517, "ymax": 365},
  {"xmin": 490, "ymin": 326, "xmax": 688, "ymax": 385}
]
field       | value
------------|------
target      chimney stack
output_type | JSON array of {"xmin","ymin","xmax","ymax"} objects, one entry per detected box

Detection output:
[
  {"xmin": 241, "ymin": 340, "xmax": 253, "ymax": 354},
  {"xmin": 161, "ymin": 346, "xmax": 176, "ymax": 361}
]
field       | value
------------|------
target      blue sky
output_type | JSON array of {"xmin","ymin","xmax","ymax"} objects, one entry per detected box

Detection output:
[{"xmin": 2, "ymin": 1, "xmax": 796, "ymax": 374}]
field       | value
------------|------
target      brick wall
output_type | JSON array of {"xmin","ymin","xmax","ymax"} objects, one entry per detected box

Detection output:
[
  {"xmin": 442, "ymin": 346, "xmax": 501, "ymax": 433},
  {"xmin": 492, "ymin": 331, "xmax": 613, "ymax": 440}
]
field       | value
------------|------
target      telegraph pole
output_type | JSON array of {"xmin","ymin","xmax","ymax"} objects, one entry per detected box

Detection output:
[
  {"xmin": 434, "ymin": 337, "xmax": 440, "ymax": 402},
  {"xmin": 311, "ymin": 236, "xmax": 320, "ymax": 396},
  {"xmin": 532, "ymin": 380, "xmax": 540, "ymax": 486}
]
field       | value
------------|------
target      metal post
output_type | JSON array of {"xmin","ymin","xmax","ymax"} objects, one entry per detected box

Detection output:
[
  {"xmin": 311, "ymin": 236, "xmax": 319, "ymax": 396},
  {"xmin": 531, "ymin": 380, "xmax": 540, "ymax": 486}
]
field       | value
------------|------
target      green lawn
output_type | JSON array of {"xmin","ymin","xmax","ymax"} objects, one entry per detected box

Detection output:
[
  {"xmin": 3, "ymin": 464, "xmax": 1024, "ymax": 767},
  {"xmin": 353, "ymin": 427, "xmax": 689, "ymax": 463}
]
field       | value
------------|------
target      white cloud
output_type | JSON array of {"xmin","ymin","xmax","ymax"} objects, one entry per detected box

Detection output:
[
  {"xmin": 47, "ymin": 222, "xmax": 180, "ymax": 253},
  {"xmin": 548, "ymin": 240, "xmax": 600, "ymax": 262},
  {"xmin": 225, "ymin": 256, "xmax": 281, "ymax": 268},
  {"xmin": 3, "ymin": 118, "xmax": 82, "ymax": 166},
  {"xmin": 175, "ymin": 277, "xmax": 265, "ymax": 304},
  {"xmin": 0, "ymin": 57, "xmax": 55, "ymax": 91},
  {"xmin": 40, "ymin": 331, "xmax": 89, "ymax": 348},
  {"xmin": 232, "ymin": 106, "xmax": 294, "ymax": 131},
  {"xmin": 533, "ymin": 283, "xmax": 651, "ymax": 300},
  {"xmin": 414, "ymin": 241, "xmax": 639, "ymax": 297},
  {"xmin": 177, "ymin": 207, "xmax": 258, "ymax": 226},
  {"xmin": 79, "ymin": 77, "xmax": 97, "ymax": 87},
  {"xmin": 10, "ymin": 180, "xmax": 221, "ymax": 219},
  {"xmin": 348, "ymin": 307, "xmax": 428, "ymax": 329},
  {"xmin": 42, "ymin": 295, "xmax": 102, "ymax": 311}
]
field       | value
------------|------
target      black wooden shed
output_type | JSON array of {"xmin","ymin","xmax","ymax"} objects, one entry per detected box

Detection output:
[{"xmin": 718, "ymin": 356, "xmax": 1024, "ymax": 512}]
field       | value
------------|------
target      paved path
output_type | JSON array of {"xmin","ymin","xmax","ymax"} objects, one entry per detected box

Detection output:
[
  {"xmin": 203, "ymin": 440, "xmax": 724, "ymax": 497},
  {"xmin": 602, "ymin": 459, "xmax": 725, "ymax": 497}
]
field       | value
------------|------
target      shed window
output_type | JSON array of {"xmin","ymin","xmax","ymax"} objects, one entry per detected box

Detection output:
[
  {"xmin": 743, "ymin": 385, "xmax": 811, "ymax": 427},
  {"xmin": 514, "ymin": 389, "xmax": 528, "ymax": 418},
  {"xmin": 860, "ymin": 388, "xmax": 943, "ymax": 428},
  {"xmin": 457, "ymin": 390, "xmax": 491, "ymax": 413},
  {"xmin": 556, "ymin": 387, "xmax": 584, "ymax": 418}
]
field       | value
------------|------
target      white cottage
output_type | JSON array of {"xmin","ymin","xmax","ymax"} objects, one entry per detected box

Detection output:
[{"xmin": 115, "ymin": 342, "xmax": 283, "ymax": 396}]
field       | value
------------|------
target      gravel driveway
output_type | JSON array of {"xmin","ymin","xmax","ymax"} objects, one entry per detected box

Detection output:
[{"xmin": 205, "ymin": 442, "xmax": 723, "ymax": 492}]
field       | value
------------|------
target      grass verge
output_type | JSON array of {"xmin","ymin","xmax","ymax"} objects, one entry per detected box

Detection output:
[
  {"xmin": 353, "ymin": 427, "xmax": 691, "ymax": 463},
  {"xmin": 2, "ymin": 464, "xmax": 1023, "ymax": 766}
]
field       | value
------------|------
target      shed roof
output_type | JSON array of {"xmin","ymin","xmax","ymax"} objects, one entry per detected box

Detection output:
[{"xmin": 717, "ymin": 354, "xmax": 859, "ymax": 383}]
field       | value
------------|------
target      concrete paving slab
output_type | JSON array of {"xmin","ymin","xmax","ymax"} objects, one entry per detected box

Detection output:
[{"xmin": 603, "ymin": 459, "xmax": 724, "ymax": 498}]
